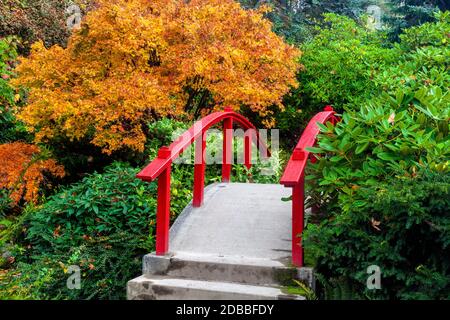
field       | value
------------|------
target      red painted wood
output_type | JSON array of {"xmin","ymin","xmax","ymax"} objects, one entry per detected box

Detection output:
[
  {"xmin": 222, "ymin": 117, "xmax": 233, "ymax": 182},
  {"xmin": 193, "ymin": 133, "xmax": 206, "ymax": 207},
  {"xmin": 244, "ymin": 133, "xmax": 251, "ymax": 170},
  {"xmin": 137, "ymin": 110, "xmax": 269, "ymax": 182},
  {"xmin": 291, "ymin": 175, "xmax": 305, "ymax": 267},
  {"xmin": 280, "ymin": 106, "xmax": 339, "ymax": 267},
  {"xmin": 155, "ymin": 165, "xmax": 171, "ymax": 255},
  {"xmin": 280, "ymin": 109, "xmax": 336, "ymax": 187}
]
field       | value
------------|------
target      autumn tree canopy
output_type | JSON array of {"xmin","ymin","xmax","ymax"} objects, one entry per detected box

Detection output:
[{"xmin": 13, "ymin": 0, "xmax": 301, "ymax": 154}]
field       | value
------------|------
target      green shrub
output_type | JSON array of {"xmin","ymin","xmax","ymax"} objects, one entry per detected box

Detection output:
[
  {"xmin": 275, "ymin": 13, "xmax": 396, "ymax": 145},
  {"xmin": 2, "ymin": 161, "xmax": 195, "ymax": 299},
  {"xmin": 0, "ymin": 37, "xmax": 16, "ymax": 105},
  {"xmin": 397, "ymin": 10, "xmax": 450, "ymax": 50},
  {"xmin": 305, "ymin": 91, "xmax": 448, "ymax": 214},
  {"xmin": 0, "ymin": 37, "xmax": 28, "ymax": 144},
  {"xmin": 275, "ymin": 11, "xmax": 448, "ymax": 145},
  {"xmin": 0, "ymin": 260, "xmax": 56, "ymax": 300},
  {"xmin": 304, "ymin": 171, "xmax": 450, "ymax": 300},
  {"xmin": 375, "ymin": 11, "xmax": 450, "ymax": 98},
  {"xmin": 0, "ymin": 190, "xmax": 12, "ymax": 217},
  {"xmin": 238, "ymin": 0, "xmax": 378, "ymax": 45},
  {"xmin": 145, "ymin": 118, "xmax": 189, "ymax": 160},
  {"xmin": 293, "ymin": 13, "xmax": 396, "ymax": 111},
  {"xmin": 26, "ymin": 163, "xmax": 156, "ymax": 250},
  {"xmin": 303, "ymin": 15, "xmax": 450, "ymax": 299},
  {"xmin": 4, "ymin": 162, "xmax": 156, "ymax": 299},
  {"xmin": 305, "ymin": 13, "xmax": 449, "ymax": 213}
]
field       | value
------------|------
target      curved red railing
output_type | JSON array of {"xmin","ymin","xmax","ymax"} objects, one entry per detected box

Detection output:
[
  {"xmin": 280, "ymin": 106, "xmax": 339, "ymax": 267},
  {"xmin": 137, "ymin": 107, "xmax": 270, "ymax": 256}
]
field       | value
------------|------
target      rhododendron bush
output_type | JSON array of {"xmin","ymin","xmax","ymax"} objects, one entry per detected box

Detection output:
[{"xmin": 13, "ymin": 0, "xmax": 301, "ymax": 154}]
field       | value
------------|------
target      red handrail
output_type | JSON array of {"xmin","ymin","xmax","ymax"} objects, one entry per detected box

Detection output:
[
  {"xmin": 137, "ymin": 107, "xmax": 270, "ymax": 256},
  {"xmin": 280, "ymin": 106, "xmax": 339, "ymax": 267}
]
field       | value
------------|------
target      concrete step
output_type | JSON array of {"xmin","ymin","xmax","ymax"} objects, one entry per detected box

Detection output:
[
  {"xmin": 144, "ymin": 252, "xmax": 300, "ymax": 287},
  {"xmin": 127, "ymin": 275, "xmax": 305, "ymax": 300}
]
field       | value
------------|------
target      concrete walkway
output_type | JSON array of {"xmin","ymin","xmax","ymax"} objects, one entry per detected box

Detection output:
[
  {"xmin": 127, "ymin": 183, "xmax": 311, "ymax": 300},
  {"xmin": 170, "ymin": 183, "xmax": 292, "ymax": 261}
]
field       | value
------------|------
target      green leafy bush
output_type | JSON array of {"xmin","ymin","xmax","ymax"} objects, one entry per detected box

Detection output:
[
  {"xmin": 0, "ymin": 37, "xmax": 16, "ymax": 105},
  {"xmin": 306, "ymin": 93, "xmax": 448, "ymax": 213},
  {"xmin": 304, "ymin": 171, "xmax": 450, "ymax": 300},
  {"xmin": 0, "ymin": 37, "xmax": 28, "ymax": 144},
  {"xmin": 303, "ymin": 14, "xmax": 450, "ymax": 299},
  {"xmin": 1, "ymin": 162, "xmax": 155, "ymax": 299},
  {"xmin": 295, "ymin": 13, "xmax": 396, "ymax": 112},
  {"xmin": 1, "ymin": 161, "xmax": 198, "ymax": 299},
  {"xmin": 306, "ymin": 12, "xmax": 449, "ymax": 212},
  {"xmin": 26, "ymin": 163, "xmax": 156, "ymax": 249},
  {"xmin": 275, "ymin": 13, "xmax": 396, "ymax": 145},
  {"xmin": 145, "ymin": 118, "xmax": 189, "ymax": 160},
  {"xmin": 375, "ymin": 11, "xmax": 450, "ymax": 99},
  {"xmin": 0, "ymin": 190, "xmax": 12, "ymax": 217},
  {"xmin": 275, "ymin": 11, "xmax": 448, "ymax": 145},
  {"xmin": 397, "ymin": 10, "xmax": 450, "ymax": 50}
]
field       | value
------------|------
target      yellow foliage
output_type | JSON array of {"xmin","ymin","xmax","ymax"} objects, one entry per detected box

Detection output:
[
  {"xmin": 13, "ymin": 0, "xmax": 301, "ymax": 154},
  {"xmin": 0, "ymin": 142, "xmax": 65, "ymax": 205}
]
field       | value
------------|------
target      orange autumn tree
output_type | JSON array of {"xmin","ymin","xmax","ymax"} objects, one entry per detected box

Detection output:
[
  {"xmin": 0, "ymin": 142, "xmax": 65, "ymax": 205},
  {"xmin": 13, "ymin": 0, "xmax": 301, "ymax": 154}
]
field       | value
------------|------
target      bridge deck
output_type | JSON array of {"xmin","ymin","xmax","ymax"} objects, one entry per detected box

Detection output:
[{"xmin": 169, "ymin": 182, "xmax": 293, "ymax": 263}]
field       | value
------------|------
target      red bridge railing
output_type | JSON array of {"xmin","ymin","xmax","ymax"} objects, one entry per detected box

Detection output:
[
  {"xmin": 280, "ymin": 106, "xmax": 339, "ymax": 267},
  {"xmin": 137, "ymin": 107, "xmax": 270, "ymax": 256}
]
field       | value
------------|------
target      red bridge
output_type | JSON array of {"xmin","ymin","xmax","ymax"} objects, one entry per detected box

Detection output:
[{"xmin": 127, "ymin": 106, "xmax": 338, "ymax": 300}]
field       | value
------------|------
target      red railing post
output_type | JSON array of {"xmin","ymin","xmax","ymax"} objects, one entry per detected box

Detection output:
[
  {"xmin": 193, "ymin": 132, "xmax": 206, "ymax": 207},
  {"xmin": 244, "ymin": 133, "xmax": 251, "ymax": 170},
  {"xmin": 292, "ymin": 178, "xmax": 305, "ymax": 267},
  {"xmin": 291, "ymin": 182, "xmax": 305, "ymax": 267},
  {"xmin": 291, "ymin": 148, "xmax": 305, "ymax": 266},
  {"xmin": 155, "ymin": 147, "xmax": 171, "ymax": 256},
  {"xmin": 222, "ymin": 110, "xmax": 233, "ymax": 182}
]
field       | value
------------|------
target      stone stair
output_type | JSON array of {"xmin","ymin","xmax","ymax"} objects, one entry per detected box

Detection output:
[
  {"xmin": 128, "ymin": 276, "xmax": 298, "ymax": 300},
  {"xmin": 127, "ymin": 183, "xmax": 314, "ymax": 300},
  {"xmin": 127, "ymin": 253, "xmax": 311, "ymax": 300}
]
